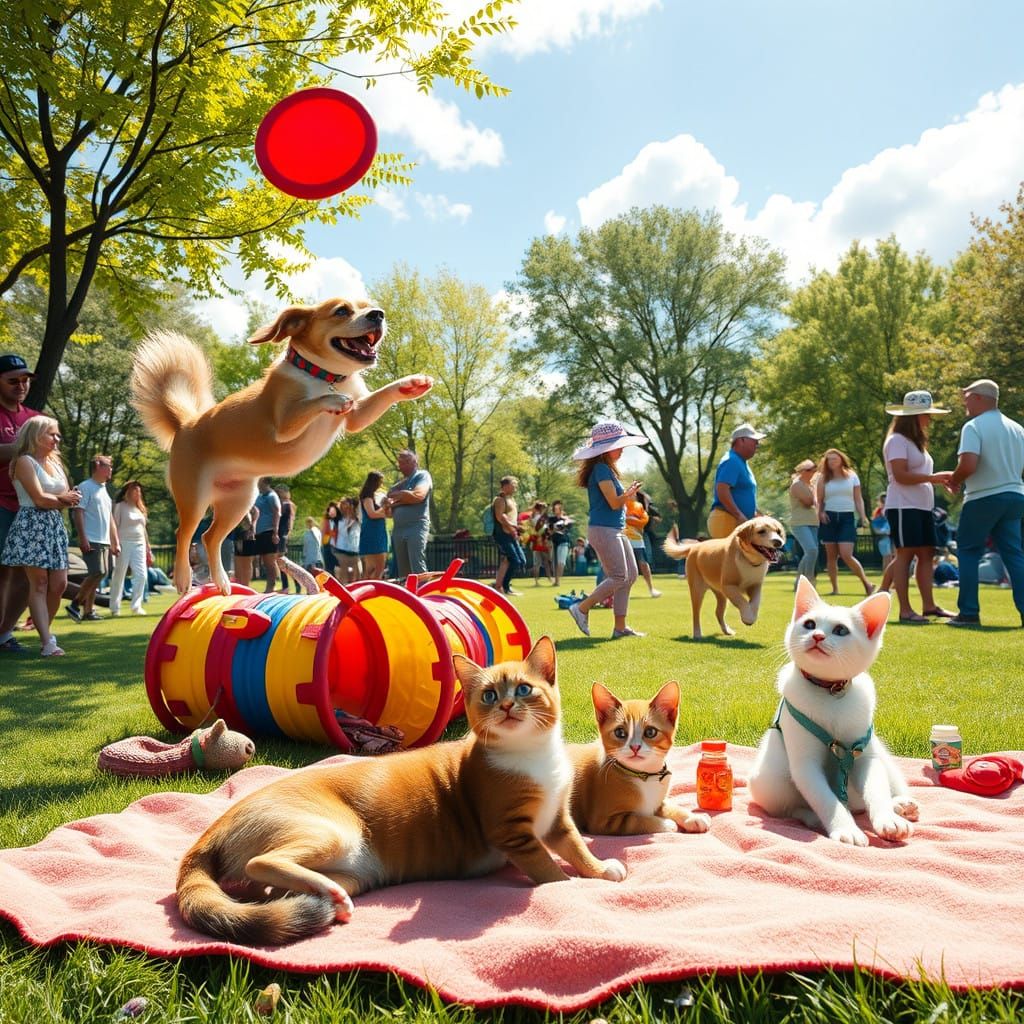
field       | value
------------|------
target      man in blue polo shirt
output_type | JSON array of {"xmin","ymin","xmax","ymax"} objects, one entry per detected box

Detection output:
[{"xmin": 707, "ymin": 423, "xmax": 766, "ymax": 539}]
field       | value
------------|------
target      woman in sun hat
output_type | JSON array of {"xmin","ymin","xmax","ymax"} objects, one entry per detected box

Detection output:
[
  {"xmin": 882, "ymin": 389, "xmax": 956, "ymax": 623},
  {"xmin": 565, "ymin": 421, "xmax": 649, "ymax": 639}
]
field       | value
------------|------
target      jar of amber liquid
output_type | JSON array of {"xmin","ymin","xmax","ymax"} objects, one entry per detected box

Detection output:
[{"xmin": 696, "ymin": 739, "xmax": 733, "ymax": 811}]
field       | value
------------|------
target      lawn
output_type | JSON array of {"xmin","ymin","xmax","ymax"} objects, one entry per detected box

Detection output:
[{"xmin": 0, "ymin": 572, "xmax": 1022, "ymax": 1022}]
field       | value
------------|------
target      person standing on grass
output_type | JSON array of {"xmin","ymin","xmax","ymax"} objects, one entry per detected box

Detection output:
[
  {"xmin": 358, "ymin": 471, "xmax": 390, "ymax": 581},
  {"xmin": 108, "ymin": 481, "xmax": 152, "ymax": 616},
  {"xmin": 384, "ymin": 449, "xmax": 433, "ymax": 580},
  {"xmin": 816, "ymin": 447, "xmax": 875, "ymax": 597},
  {"xmin": 68, "ymin": 454, "xmax": 118, "ymax": 622},
  {"xmin": 945, "ymin": 379, "xmax": 1024, "ymax": 628},
  {"xmin": 882, "ymin": 391, "xmax": 956, "ymax": 624},
  {"xmin": 547, "ymin": 499, "xmax": 573, "ymax": 589},
  {"xmin": 0, "ymin": 354, "xmax": 40, "ymax": 653},
  {"xmin": 1, "ymin": 416, "xmax": 81, "ymax": 656},
  {"xmin": 491, "ymin": 475, "xmax": 526, "ymax": 596},
  {"xmin": 274, "ymin": 485, "xmax": 297, "ymax": 592},
  {"xmin": 708, "ymin": 423, "xmax": 766, "ymax": 539},
  {"xmin": 788, "ymin": 459, "xmax": 819, "ymax": 589},
  {"xmin": 565, "ymin": 421, "xmax": 649, "ymax": 640}
]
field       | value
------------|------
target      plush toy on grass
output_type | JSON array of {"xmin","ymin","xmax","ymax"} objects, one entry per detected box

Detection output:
[{"xmin": 98, "ymin": 719, "xmax": 255, "ymax": 778}]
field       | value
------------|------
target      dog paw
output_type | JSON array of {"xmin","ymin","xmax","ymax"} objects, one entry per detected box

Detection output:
[
  {"xmin": 721, "ymin": 624, "xmax": 736, "ymax": 636},
  {"xmin": 893, "ymin": 797, "xmax": 919, "ymax": 822},
  {"xmin": 829, "ymin": 825, "xmax": 869, "ymax": 847},
  {"xmin": 213, "ymin": 572, "xmax": 232, "ymax": 596},
  {"xmin": 740, "ymin": 610, "xmax": 757, "ymax": 626},
  {"xmin": 327, "ymin": 883, "xmax": 354, "ymax": 923},
  {"xmin": 874, "ymin": 815, "xmax": 913, "ymax": 842},
  {"xmin": 598, "ymin": 858, "xmax": 627, "ymax": 882},
  {"xmin": 679, "ymin": 812, "xmax": 712, "ymax": 834},
  {"xmin": 397, "ymin": 374, "xmax": 433, "ymax": 398},
  {"xmin": 323, "ymin": 393, "xmax": 354, "ymax": 416}
]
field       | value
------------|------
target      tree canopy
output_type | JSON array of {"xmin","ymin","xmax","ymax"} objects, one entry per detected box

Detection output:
[
  {"xmin": 512, "ymin": 206, "xmax": 788, "ymax": 534},
  {"xmin": 0, "ymin": 0, "xmax": 513, "ymax": 409}
]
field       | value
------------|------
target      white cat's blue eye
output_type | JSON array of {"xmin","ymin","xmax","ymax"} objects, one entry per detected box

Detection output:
[
  {"xmin": 481, "ymin": 690, "xmax": 498, "ymax": 705},
  {"xmin": 832, "ymin": 624, "xmax": 849, "ymax": 636},
  {"xmin": 803, "ymin": 619, "xmax": 816, "ymax": 629},
  {"xmin": 514, "ymin": 683, "xmax": 532, "ymax": 698}
]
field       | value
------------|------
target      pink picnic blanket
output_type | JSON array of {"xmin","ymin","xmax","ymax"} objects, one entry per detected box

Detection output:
[{"xmin": 1, "ymin": 744, "xmax": 1022, "ymax": 1010}]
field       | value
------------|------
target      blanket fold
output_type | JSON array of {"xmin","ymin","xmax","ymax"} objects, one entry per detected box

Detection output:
[{"xmin": 1, "ymin": 744, "xmax": 1022, "ymax": 1010}]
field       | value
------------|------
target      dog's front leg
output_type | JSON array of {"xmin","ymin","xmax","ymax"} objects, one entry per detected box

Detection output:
[
  {"xmin": 275, "ymin": 394, "xmax": 354, "ymax": 442},
  {"xmin": 345, "ymin": 376, "xmax": 433, "ymax": 434},
  {"xmin": 722, "ymin": 584, "xmax": 755, "ymax": 625}
]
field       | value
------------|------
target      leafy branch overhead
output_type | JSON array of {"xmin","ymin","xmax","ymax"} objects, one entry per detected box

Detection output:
[{"xmin": 0, "ymin": 0, "xmax": 515, "ymax": 407}]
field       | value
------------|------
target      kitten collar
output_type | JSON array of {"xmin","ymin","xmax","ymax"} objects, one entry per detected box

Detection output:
[
  {"xmin": 801, "ymin": 669, "xmax": 851, "ymax": 696},
  {"xmin": 286, "ymin": 346, "xmax": 348, "ymax": 388},
  {"xmin": 609, "ymin": 757, "xmax": 671, "ymax": 783}
]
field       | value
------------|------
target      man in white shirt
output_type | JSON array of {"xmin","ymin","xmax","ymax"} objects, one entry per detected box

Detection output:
[
  {"xmin": 67, "ymin": 454, "xmax": 120, "ymax": 621},
  {"xmin": 946, "ymin": 379, "xmax": 1024, "ymax": 627}
]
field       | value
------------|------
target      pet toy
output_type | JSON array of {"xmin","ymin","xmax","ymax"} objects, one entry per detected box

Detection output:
[{"xmin": 97, "ymin": 719, "xmax": 255, "ymax": 778}]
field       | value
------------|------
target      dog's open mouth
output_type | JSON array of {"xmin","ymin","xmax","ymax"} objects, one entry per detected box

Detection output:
[
  {"xmin": 753, "ymin": 543, "xmax": 781, "ymax": 563},
  {"xmin": 331, "ymin": 329, "xmax": 382, "ymax": 363}
]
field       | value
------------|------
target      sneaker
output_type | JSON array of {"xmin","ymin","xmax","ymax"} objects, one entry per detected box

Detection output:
[
  {"xmin": 0, "ymin": 637, "xmax": 28, "ymax": 653},
  {"xmin": 41, "ymin": 638, "xmax": 65, "ymax": 657},
  {"xmin": 649, "ymin": 589, "xmax": 662, "ymax": 599},
  {"xmin": 65, "ymin": 604, "xmax": 82, "ymax": 622},
  {"xmin": 505, "ymin": 588, "xmax": 523, "ymax": 597},
  {"xmin": 611, "ymin": 626, "xmax": 646, "ymax": 638},
  {"xmin": 82, "ymin": 611, "xmax": 102, "ymax": 621},
  {"xmin": 134, "ymin": 609, "xmax": 149, "ymax": 616},
  {"xmin": 568, "ymin": 602, "xmax": 590, "ymax": 637},
  {"xmin": 947, "ymin": 614, "xmax": 981, "ymax": 627}
]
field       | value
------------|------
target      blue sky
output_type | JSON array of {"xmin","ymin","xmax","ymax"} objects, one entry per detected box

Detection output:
[{"xmin": 198, "ymin": 0, "xmax": 1024, "ymax": 339}]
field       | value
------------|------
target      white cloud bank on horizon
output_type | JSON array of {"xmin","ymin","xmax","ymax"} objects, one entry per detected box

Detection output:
[{"xmin": 572, "ymin": 83, "xmax": 1024, "ymax": 281}]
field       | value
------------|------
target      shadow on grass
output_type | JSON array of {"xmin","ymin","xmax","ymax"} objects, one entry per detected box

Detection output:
[{"xmin": 668, "ymin": 635, "xmax": 764, "ymax": 649}]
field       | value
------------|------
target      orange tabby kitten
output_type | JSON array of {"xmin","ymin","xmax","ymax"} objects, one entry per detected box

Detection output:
[
  {"xmin": 569, "ymin": 682, "xmax": 710, "ymax": 836},
  {"xmin": 177, "ymin": 636, "xmax": 626, "ymax": 945}
]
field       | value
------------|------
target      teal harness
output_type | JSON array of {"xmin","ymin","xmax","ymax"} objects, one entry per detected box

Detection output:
[{"xmin": 772, "ymin": 697, "xmax": 873, "ymax": 804}]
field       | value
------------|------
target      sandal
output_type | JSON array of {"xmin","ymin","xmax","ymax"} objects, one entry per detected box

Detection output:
[
  {"xmin": 897, "ymin": 613, "xmax": 930, "ymax": 625},
  {"xmin": 922, "ymin": 607, "xmax": 955, "ymax": 618}
]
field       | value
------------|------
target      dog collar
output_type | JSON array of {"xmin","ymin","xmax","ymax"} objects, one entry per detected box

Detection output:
[
  {"xmin": 285, "ymin": 347, "xmax": 348, "ymax": 388},
  {"xmin": 609, "ymin": 758, "xmax": 671, "ymax": 783},
  {"xmin": 801, "ymin": 669, "xmax": 851, "ymax": 696}
]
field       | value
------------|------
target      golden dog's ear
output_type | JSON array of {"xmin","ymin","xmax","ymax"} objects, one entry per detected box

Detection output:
[{"xmin": 247, "ymin": 306, "xmax": 313, "ymax": 345}]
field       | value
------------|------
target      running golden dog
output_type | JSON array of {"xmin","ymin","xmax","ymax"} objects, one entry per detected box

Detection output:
[
  {"xmin": 663, "ymin": 516, "xmax": 786, "ymax": 639},
  {"xmin": 131, "ymin": 298, "xmax": 432, "ymax": 595}
]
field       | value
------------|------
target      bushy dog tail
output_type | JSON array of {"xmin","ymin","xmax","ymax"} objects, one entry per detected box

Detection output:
[
  {"xmin": 662, "ymin": 525, "xmax": 700, "ymax": 560},
  {"xmin": 130, "ymin": 331, "xmax": 215, "ymax": 451},
  {"xmin": 176, "ymin": 839, "xmax": 335, "ymax": 946}
]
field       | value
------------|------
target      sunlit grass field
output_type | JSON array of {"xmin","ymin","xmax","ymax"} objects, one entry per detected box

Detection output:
[{"xmin": 1, "ymin": 572, "xmax": 1022, "ymax": 1022}]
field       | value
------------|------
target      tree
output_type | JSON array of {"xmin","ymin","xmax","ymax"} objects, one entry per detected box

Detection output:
[
  {"xmin": 512, "ymin": 206, "xmax": 788, "ymax": 535},
  {"xmin": 0, "ymin": 0, "xmax": 514, "ymax": 409},
  {"xmin": 749, "ymin": 238, "xmax": 952, "ymax": 493}
]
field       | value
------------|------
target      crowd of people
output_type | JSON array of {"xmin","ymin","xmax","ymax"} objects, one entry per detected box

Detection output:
[{"xmin": 3, "ymin": 339, "xmax": 1022, "ymax": 656}]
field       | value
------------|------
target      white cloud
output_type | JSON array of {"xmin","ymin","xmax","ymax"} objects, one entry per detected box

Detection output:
[
  {"xmin": 575, "ymin": 83, "xmax": 1024, "ymax": 282},
  {"xmin": 444, "ymin": 0, "xmax": 661, "ymax": 57},
  {"xmin": 544, "ymin": 209, "xmax": 567, "ymax": 234},
  {"xmin": 193, "ymin": 247, "xmax": 370, "ymax": 343},
  {"xmin": 415, "ymin": 193, "xmax": 473, "ymax": 222},
  {"xmin": 373, "ymin": 188, "xmax": 410, "ymax": 221}
]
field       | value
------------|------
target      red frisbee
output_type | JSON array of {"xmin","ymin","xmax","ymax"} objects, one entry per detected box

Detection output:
[{"xmin": 255, "ymin": 88, "xmax": 378, "ymax": 200}]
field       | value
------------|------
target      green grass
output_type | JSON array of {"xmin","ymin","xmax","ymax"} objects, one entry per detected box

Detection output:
[{"xmin": 1, "ymin": 574, "xmax": 1022, "ymax": 1022}]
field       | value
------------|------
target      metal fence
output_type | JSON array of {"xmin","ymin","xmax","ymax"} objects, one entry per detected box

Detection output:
[{"xmin": 151, "ymin": 531, "xmax": 887, "ymax": 581}]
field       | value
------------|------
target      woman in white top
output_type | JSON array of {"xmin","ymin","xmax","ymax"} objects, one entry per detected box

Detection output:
[
  {"xmin": 882, "ymin": 390, "xmax": 955, "ymax": 623},
  {"xmin": 815, "ymin": 447, "xmax": 875, "ymax": 597},
  {"xmin": 109, "ymin": 480, "xmax": 151, "ymax": 616},
  {"xmin": 333, "ymin": 496, "xmax": 361, "ymax": 584},
  {"xmin": 0, "ymin": 416, "xmax": 81, "ymax": 656}
]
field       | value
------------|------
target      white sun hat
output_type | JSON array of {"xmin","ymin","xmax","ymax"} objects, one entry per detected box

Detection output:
[
  {"xmin": 572, "ymin": 421, "xmax": 650, "ymax": 461},
  {"xmin": 884, "ymin": 390, "xmax": 949, "ymax": 416}
]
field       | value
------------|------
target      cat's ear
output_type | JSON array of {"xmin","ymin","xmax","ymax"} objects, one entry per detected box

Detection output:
[
  {"xmin": 854, "ymin": 589, "xmax": 891, "ymax": 639},
  {"xmin": 793, "ymin": 575, "xmax": 820, "ymax": 619},
  {"xmin": 453, "ymin": 653, "xmax": 487, "ymax": 694},
  {"xmin": 524, "ymin": 635, "xmax": 557, "ymax": 686},
  {"xmin": 651, "ymin": 681, "xmax": 680, "ymax": 726},
  {"xmin": 591, "ymin": 682, "xmax": 622, "ymax": 723}
]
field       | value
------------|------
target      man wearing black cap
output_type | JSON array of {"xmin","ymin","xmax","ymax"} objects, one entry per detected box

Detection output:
[
  {"xmin": 0, "ymin": 354, "xmax": 40, "ymax": 652},
  {"xmin": 946, "ymin": 379, "xmax": 1024, "ymax": 627}
]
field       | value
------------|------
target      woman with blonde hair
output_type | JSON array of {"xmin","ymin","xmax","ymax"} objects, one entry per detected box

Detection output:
[
  {"xmin": 109, "ymin": 480, "xmax": 151, "ymax": 616},
  {"xmin": 0, "ymin": 416, "xmax": 80, "ymax": 655},
  {"xmin": 564, "ymin": 421, "xmax": 649, "ymax": 639},
  {"xmin": 815, "ymin": 447, "xmax": 875, "ymax": 596},
  {"xmin": 882, "ymin": 390, "xmax": 955, "ymax": 623},
  {"xmin": 788, "ymin": 458, "xmax": 819, "ymax": 588}
]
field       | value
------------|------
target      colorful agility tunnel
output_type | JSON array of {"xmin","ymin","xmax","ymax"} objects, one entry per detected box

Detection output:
[{"xmin": 144, "ymin": 560, "xmax": 530, "ymax": 751}]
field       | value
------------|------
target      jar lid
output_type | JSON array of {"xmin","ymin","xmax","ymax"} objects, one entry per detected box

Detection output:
[
  {"xmin": 701, "ymin": 739, "xmax": 727, "ymax": 752},
  {"xmin": 930, "ymin": 724, "xmax": 960, "ymax": 736}
]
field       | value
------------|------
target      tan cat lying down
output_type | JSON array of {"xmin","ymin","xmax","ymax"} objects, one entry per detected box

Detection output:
[
  {"xmin": 570, "ymin": 682, "xmax": 710, "ymax": 835},
  {"xmin": 177, "ymin": 637, "xmax": 625, "ymax": 945}
]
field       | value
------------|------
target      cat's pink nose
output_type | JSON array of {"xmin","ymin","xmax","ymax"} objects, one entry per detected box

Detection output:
[
  {"xmin": 812, "ymin": 631, "xmax": 825, "ymax": 642},
  {"xmin": 630, "ymin": 744, "xmax": 641, "ymax": 755}
]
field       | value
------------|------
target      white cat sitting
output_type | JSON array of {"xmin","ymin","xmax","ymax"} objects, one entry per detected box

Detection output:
[{"xmin": 748, "ymin": 576, "xmax": 919, "ymax": 846}]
